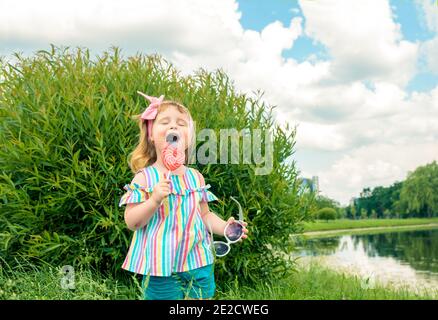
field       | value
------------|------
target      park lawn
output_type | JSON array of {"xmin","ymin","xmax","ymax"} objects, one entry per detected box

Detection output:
[
  {"xmin": 0, "ymin": 261, "xmax": 435, "ymax": 300},
  {"xmin": 302, "ymin": 217, "xmax": 438, "ymax": 233},
  {"xmin": 220, "ymin": 263, "xmax": 437, "ymax": 300}
]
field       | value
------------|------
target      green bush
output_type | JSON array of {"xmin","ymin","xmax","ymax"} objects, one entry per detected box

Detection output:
[
  {"xmin": 383, "ymin": 209, "xmax": 392, "ymax": 219},
  {"xmin": 0, "ymin": 45, "xmax": 312, "ymax": 290},
  {"xmin": 360, "ymin": 208, "xmax": 368, "ymax": 219},
  {"xmin": 316, "ymin": 208, "xmax": 337, "ymax": 221}
]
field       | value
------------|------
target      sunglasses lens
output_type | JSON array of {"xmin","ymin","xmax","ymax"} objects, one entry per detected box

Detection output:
[
  {"xmin": 214, "ymin": 242, "xmax": 229, "ymax": 256},
  {"xmin": 225, "ymin": 222, "xmax": 243, "ymax": 241}
]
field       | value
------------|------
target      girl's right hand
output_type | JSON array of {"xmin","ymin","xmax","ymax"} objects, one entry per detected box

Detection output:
[{"xmin": 151, "ymin": 178, "xmax": 171, "ymax": 205}]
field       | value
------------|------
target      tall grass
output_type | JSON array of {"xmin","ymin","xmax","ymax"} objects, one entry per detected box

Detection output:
[
  {"xmin": 223, "ymin": 264, "xmax": 436, "ymax": 300},
  {"xmin": 0, "ymin": 256, "xmax": 141, "ymax": 300},
  {"xmin": 1, "ymin": 258, "xmax": 433, "ymax": 300}
]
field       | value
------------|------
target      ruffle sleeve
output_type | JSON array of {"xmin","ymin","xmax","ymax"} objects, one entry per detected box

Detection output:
[
  {"xmin": 118, "ymin": 182, "xmax": 153, "ymax": 207},
  {"xmin": 186, "ymin": 168, "xmax": 219, "ymax": 202},
  {"xmin": 197, "ymin": 184, "xmax": 219, "ymax": 202}
]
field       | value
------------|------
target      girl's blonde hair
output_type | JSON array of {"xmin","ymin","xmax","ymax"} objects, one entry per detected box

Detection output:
[{"xmin": 128, "ymin": 101, "xmax": 194, "ymax": 174}]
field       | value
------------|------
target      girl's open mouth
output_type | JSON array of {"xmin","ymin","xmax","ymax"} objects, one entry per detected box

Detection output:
[{"xmin": 166, "ymin": 131, "xmax": 180, "ymax": 144}]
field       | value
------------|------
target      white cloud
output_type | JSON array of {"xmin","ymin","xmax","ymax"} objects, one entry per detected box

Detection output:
[
  {"xmin": 295, "ymin": 121, "xmax": 349, "ymax": 151},
  {"xmin": 420, "ymin": 37, "xmax": 438, "ymax": 73},
  {"xmin": 416, "ymin": 0, "xmax": 438, "ymax": 32},
  {"xmin": 416, "ymin": 0, "xmax": 438, "ymax": 73},
  {"xmin": 299, "ymin": 0, "xmax": 418, "ymax": 86},
  {"xmin": 0, "ymin": 0, "xmax": 245, "ymax": 56},
  {"xmin": 170, "ymin": 16, "xmax": 304, "ymax": 79}
]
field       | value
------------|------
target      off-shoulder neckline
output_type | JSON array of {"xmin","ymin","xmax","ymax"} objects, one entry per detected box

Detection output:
[{"xmin": 149, "ymin": 165, "xmax": 189, "ymax": 178}]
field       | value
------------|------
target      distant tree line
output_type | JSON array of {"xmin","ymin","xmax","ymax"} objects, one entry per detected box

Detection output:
[{"xmin": 344, "ymin": 161, "xmax": 438, "ymax": 219}]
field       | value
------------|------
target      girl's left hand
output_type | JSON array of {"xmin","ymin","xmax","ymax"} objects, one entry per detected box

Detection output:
[{"xmin": 227, "ymin": 216, "xmax": 248, "ymax": 242}]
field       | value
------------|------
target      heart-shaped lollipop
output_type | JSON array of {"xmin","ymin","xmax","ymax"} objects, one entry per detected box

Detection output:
[
  {"xmin": 162, "ymin": 132, "xmax": 185, "ymax": 178},
  {"xmin": 163, "ymin": 145, "xmax": 185, "ymax": 171}
]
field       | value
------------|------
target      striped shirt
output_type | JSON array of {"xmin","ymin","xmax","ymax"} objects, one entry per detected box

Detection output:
[{"xmin": 118, "ymin": 165, "xmax": 218, "ymax": 276}]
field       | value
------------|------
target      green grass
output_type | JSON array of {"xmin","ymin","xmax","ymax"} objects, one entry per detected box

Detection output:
[
  {"xmin": 1, "ymin": 259, "xmax": 435, "ymax": 300},
  {"xmin": 302, "ymin": 218, "xmax": 438, "ymax": 233},
  {"xmin": 299, "ymin": 224, "xmax": 438, "ymax": 240},
  {"xmin": 220, "ymin": 263, "xmax": 437, "ymax": 300},
  {"xmin": 0, "ymin": 259, "xmax": 142, "ymax": 300}
]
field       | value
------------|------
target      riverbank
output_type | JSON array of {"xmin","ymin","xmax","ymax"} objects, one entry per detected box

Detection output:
[
  {"xmin": 301, "ymin": 223, "xmax": 438, "ymax": 238},
  {"xmin": 221, "ymin": 262, "xmax": 436, "ymax": 300},
  {"xmin": 292, "ymin": 226, "xmax": 438, "ymax": 298},
  {"xmin": 302, "ymin": 218, "xmax": 438, "ymax": 234},
  {"xmin": 0, "ymin": 262, "xmax": 435, "ymax": 300},
  {"xmin": 295, "ymin": 255, "xmax": 438, "ymax": 299}
]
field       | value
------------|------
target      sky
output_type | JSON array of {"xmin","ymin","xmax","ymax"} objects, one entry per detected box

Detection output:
[{"xmin": 1, "ymin": 0, "xmax": 438, "ymax": 205}]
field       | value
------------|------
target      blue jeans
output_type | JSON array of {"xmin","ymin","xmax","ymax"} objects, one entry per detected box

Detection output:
[{"xmin": 142, "ymin": 264, "xmax": 216, "ymax": 300}]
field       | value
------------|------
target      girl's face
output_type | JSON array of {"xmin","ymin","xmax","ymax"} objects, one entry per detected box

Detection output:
[{"xmin": 151, "ymin": 105, "xmax": 191, "ymax": 154}]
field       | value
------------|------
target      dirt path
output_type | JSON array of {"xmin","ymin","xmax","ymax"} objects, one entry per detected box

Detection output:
[{"xmin": 301, "ymin": 223, "xmax": 438, "ymax": 237}]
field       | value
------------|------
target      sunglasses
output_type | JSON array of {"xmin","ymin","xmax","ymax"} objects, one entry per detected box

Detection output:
[{"xmin": 207, "ymin": 196, "xmax": 245, "ymax": 257}]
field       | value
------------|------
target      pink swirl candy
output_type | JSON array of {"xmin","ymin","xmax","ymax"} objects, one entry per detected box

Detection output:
[{"xmin": 162, "ymin": 144, "xmax": 185, "ymax": 171}]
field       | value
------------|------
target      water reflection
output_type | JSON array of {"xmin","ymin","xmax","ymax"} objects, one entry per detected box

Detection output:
[{"xmin": 294, "ymin": 228, "xmax": 438, "ymax": 293}]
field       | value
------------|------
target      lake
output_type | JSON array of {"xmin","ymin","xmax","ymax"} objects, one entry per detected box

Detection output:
[{"xmin": 293, "ymin": 228, "xmax": 438, "ymax": 294}]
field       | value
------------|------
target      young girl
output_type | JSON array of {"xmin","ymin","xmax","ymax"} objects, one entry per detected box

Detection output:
[{"xmin": 118, "ymin": 92, "xmax": 248, "ymax": 300}]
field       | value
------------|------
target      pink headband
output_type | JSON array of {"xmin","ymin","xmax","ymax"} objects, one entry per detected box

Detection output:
[
  {"xmin": 137, "ymin": 91, "xmax": 194, "ymax": 145},
  {"xmin": 137, "ymin": 91, "xmax": 164, "ymax": 139}
]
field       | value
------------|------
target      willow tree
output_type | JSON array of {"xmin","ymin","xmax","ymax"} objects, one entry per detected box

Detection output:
[{"xmin": 398, "ymin": 161, "xmax": 438, "ymax": 217}]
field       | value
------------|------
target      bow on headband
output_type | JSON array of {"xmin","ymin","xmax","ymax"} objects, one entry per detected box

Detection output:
[{"xmin": 137, "ymin": 91, "xmax": 164, "ymax": 139}]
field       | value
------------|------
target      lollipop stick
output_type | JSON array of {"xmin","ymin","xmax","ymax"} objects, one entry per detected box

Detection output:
[{"xmin": 159, "ymin": 170, "xmax": 171, "ymax": 206}]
